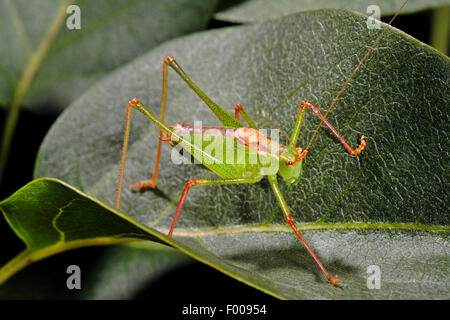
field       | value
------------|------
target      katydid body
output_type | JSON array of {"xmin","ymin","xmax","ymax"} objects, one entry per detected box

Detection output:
[{"xmin": 116, "ymin": 55, "xmax": 367, "ymax": 286}]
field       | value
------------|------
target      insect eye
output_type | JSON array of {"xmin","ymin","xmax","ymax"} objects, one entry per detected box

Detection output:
[{"xmin": 286, "ymin": 159, "xmax": 294, "ymax": 166}]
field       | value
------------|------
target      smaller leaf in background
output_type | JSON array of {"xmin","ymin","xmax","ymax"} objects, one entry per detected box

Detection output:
[
  {"xmin": 82, "ymin": 242, "xmax": 191, "ymax": 299},
  {"xmin": 215, "ymin": 0, "xmax": 450, "ymax": 23},
  {"xmin": 430, "ymin": 6, "xmax": 450, "ymax": 55},
  {"xmin": 0, "ymin": 246, "xmax": 106, "ymax": 299},
  {"xmin": 0, "ymin": 0, "xmax": 218, "ymax": 112}
]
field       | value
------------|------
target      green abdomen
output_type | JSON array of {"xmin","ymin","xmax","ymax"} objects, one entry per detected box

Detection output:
[{"xmin": 172, "ymin": 123, "xmax": 279, "ymax": 179}]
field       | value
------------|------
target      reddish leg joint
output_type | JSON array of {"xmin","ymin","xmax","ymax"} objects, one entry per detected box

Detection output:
[
  {"xmin": 127, "ymin": 97, "xmax": 140, "ymax": 108},
  {"xmin": 158, "ymin": 135, "xmax": 172, "ymax": 142},
  {"xmin": 234, "ymin": 103, "xmax": 243, "ymax": 120},
  {"xmin": 159, "ymin": 125, "xmax": 174, "ymax": 142},
  {"xmin": 164, "ymin": 55, "xmax": 175, "ymax": 64},
  {"xmin": 168, "ymin": 179, "xmax": 198, "ymax": 237},
  {"xmin": 296, "ymin": 149, "xmax": 308, "ymax": 161},
  {"xmin": 301, "ymin": 101, "xmax": 366, "ymax": 156}
]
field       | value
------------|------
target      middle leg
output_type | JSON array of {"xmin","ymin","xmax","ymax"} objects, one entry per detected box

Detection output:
[{"xmin": 168, "ymin": 177, "xmax": 262, "ymax": 237}]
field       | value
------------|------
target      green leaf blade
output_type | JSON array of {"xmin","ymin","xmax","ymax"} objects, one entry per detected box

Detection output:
[
  {"xmin": 0, "ymin": 178, "xmax": 165, "ymax": 285},
  {"xmin": 1, "ymin": 178, "xmax": 156, "ymax": 250}
]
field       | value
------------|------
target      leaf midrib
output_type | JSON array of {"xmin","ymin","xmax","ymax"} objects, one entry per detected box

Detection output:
[{"xmin": 168, "ymin": 222, "xmax": 449, "ymax": 238}]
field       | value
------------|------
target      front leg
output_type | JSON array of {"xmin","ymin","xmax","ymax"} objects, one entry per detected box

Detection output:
[{"xmin": 301, "ymin": 101, "xmax": 366, "ymax": 155}]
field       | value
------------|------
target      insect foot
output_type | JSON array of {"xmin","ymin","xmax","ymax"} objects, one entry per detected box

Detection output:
[
  {"xmin": 350, "ymin": 135, "xmax": 367, "ymax": 156},
  {"xmin": 129, "ymin": 181, "xmax": 157, "ymax": 190},
  {"xmin": 328, "ymin": 275, "xmax": 340, "ymax": 286}
]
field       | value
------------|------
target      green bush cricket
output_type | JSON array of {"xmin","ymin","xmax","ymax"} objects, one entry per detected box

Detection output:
[{"xmin": 115, "ymin": 1, "xmax": 408, "ymax": 286}]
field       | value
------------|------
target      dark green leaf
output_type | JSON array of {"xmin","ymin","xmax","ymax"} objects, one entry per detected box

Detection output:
[
  {"xmin": 0, "ymin": 178, "xmax": 159, "ymax": 286},
  {"xmin": 215, "ymin": 0, "xmax": 450, "ymax": 23},
  {"xmin": 0, "ymin": 179, "xmax": 190, "ymax": 299},
  {"xmin": 28, "ymin": 9, "xmax": 450, "ymax": 298}
]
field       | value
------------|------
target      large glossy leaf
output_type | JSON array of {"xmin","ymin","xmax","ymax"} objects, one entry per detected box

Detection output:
[
  {"xmin": 0, "ymin": 0, "xmax": 217, "ymax": 113},
  {"xmin": 215, "ymin": 0, "xmax": 450, "ymax": 23},
  {"xmin": 24, "ymin": 9, "xmax": 450, "ymax": 298}
]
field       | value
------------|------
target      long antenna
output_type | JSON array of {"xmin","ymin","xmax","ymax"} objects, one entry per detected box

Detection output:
[{"xmin": 305, "ymin": 0, "xmax": 409, "ymax": 152}]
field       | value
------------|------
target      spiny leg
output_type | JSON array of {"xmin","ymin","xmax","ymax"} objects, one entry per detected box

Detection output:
[
  {"xmin": 267, "ymin": 174, "xmax": 339, "ymax": 286},
  {"xmin": 301, "ymin": 101, "xmax": 366, "ymax": 155},
  {"xmin": 169, "ymin": 177, "xmax": 262, "ymax": 237},
  {"xmin": 234, "ymin": 103, "xmax": 257, "ymax": 128}
]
